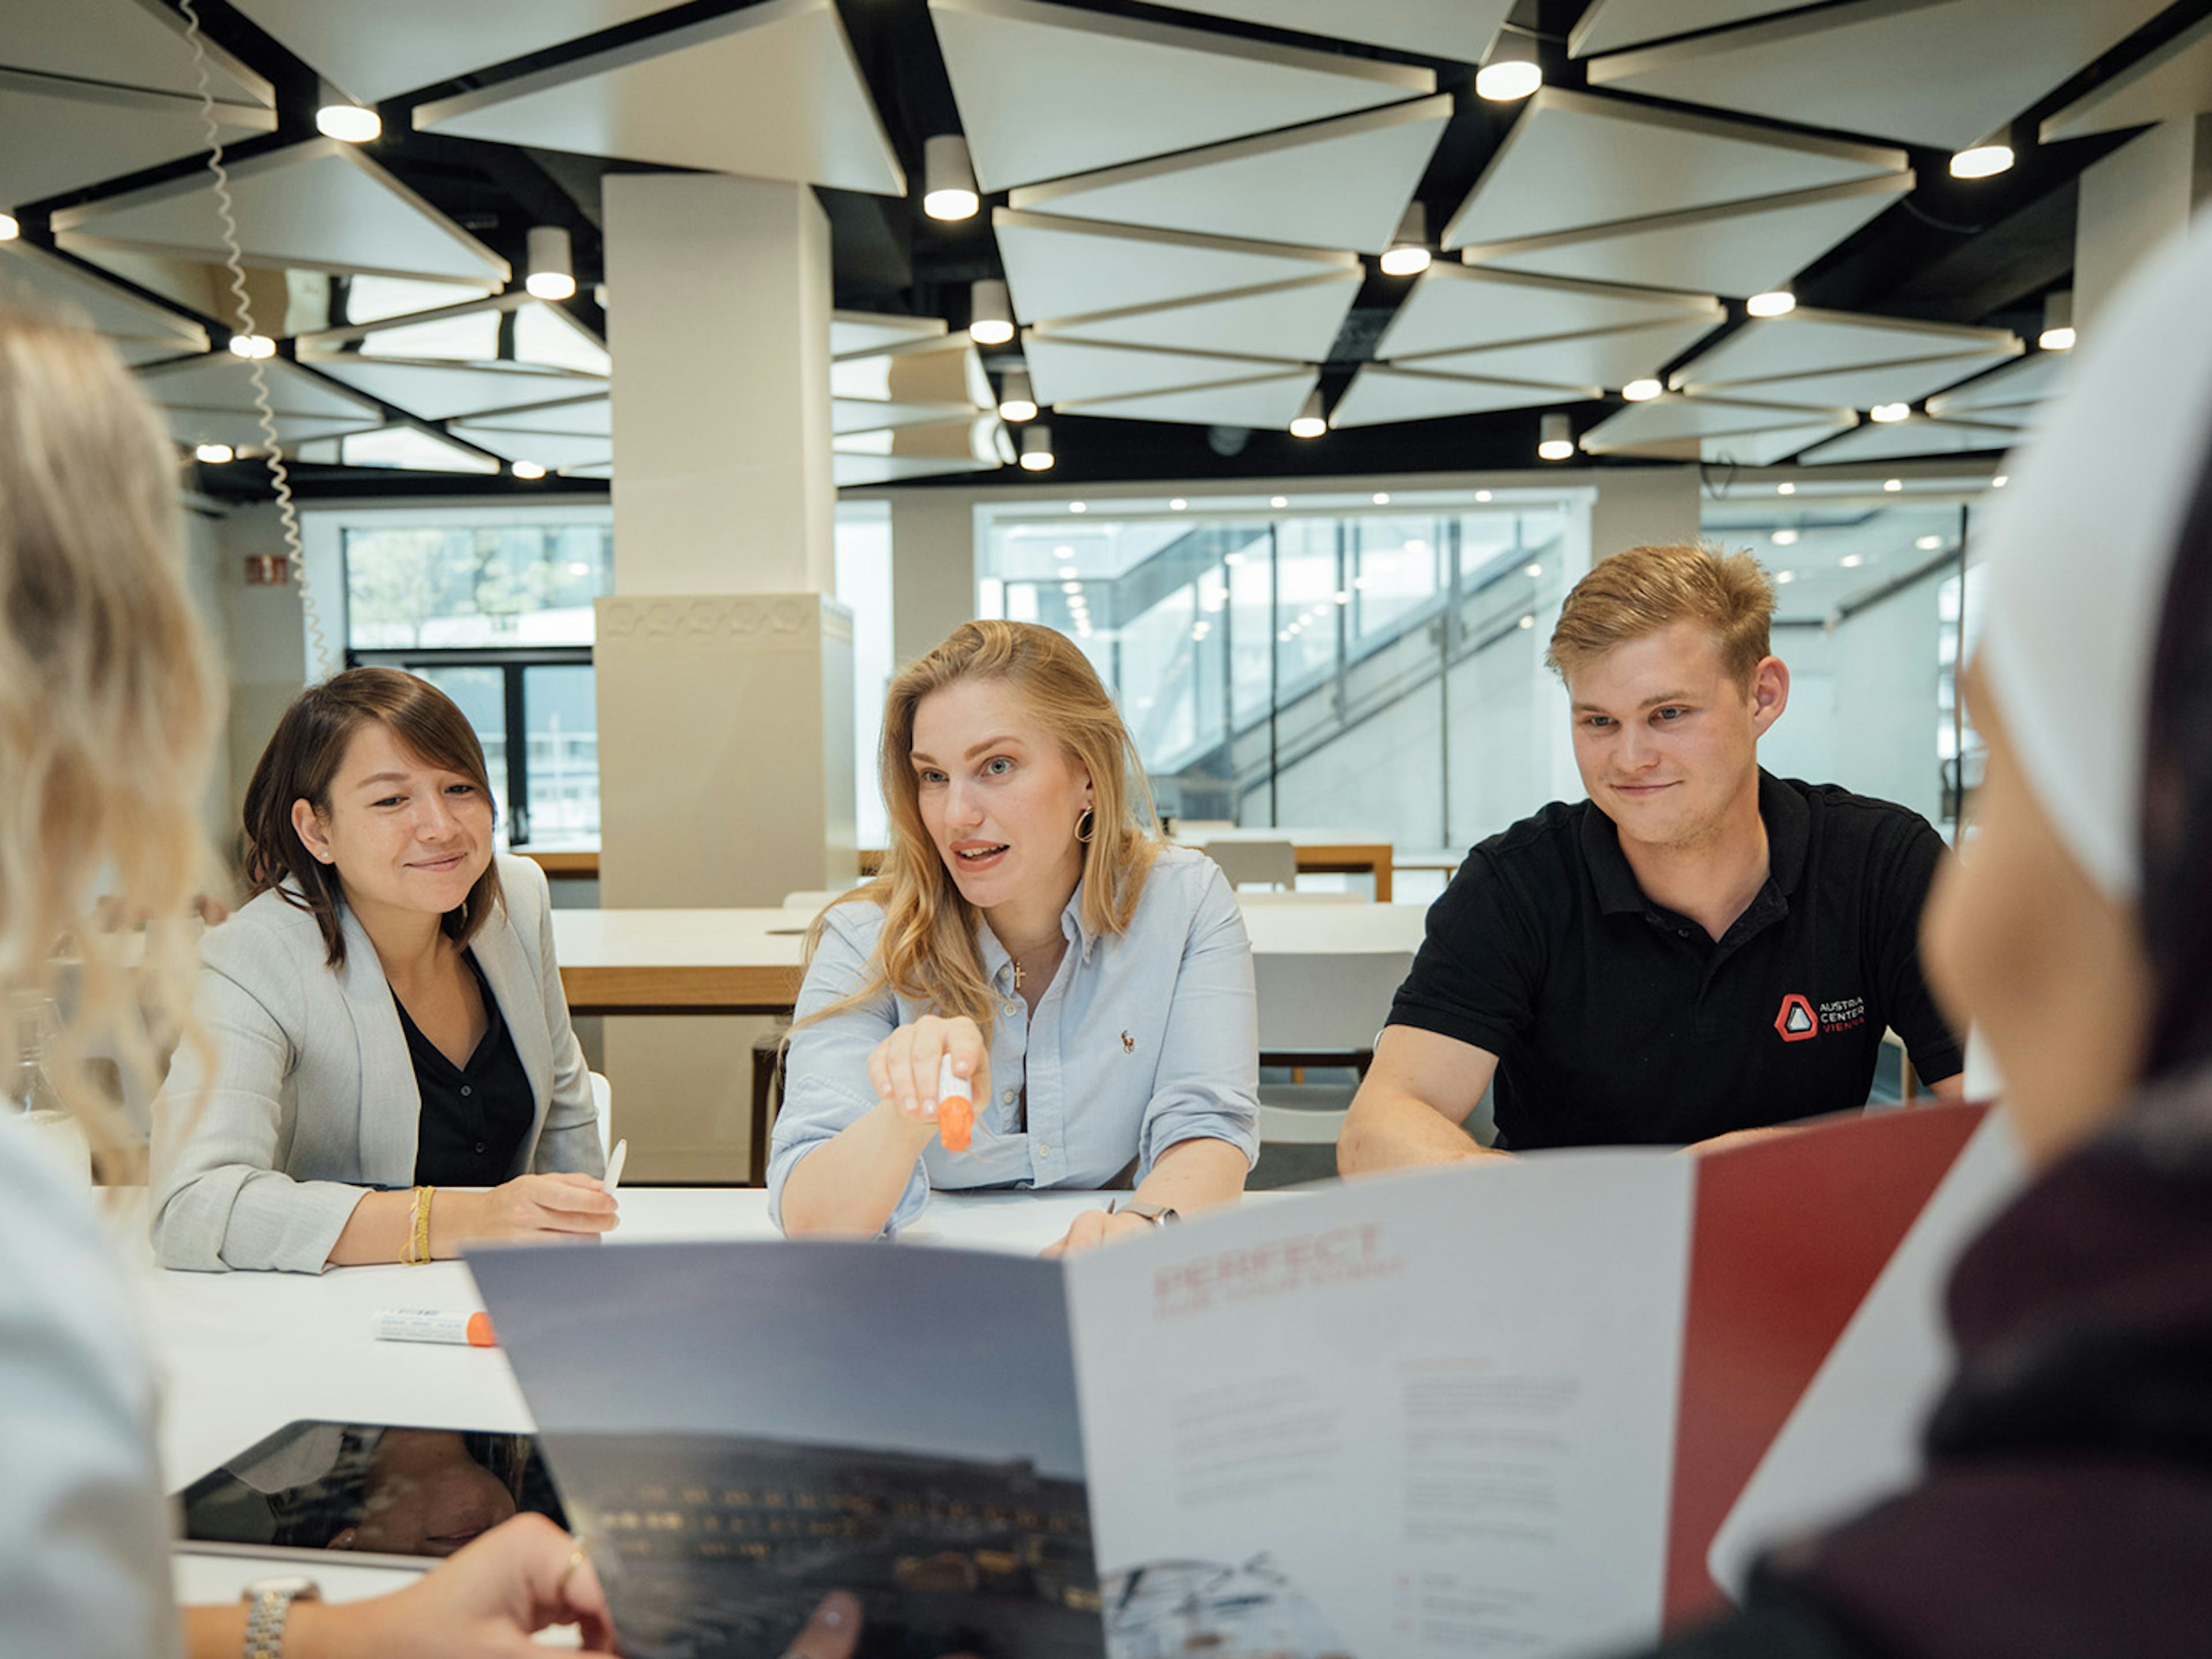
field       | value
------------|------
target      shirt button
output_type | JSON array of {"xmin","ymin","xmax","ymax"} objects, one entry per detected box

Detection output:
[
  {"xmin": 1000, "ymin": 1088, "xmax": 1016, "ymax": 1104},
  {"xmin": 1036, "ymin": 1143, "xmax": 1051, "ymax": 1158},
  {"xmin": 474, "ymin": 1141, "xmax": 486, "ymax": 1154},
  {"xmin": 1003, "ymin": 1002, "xmax": 1020, "ymax": 1018},
  {"xmin": 460, "ymin": 1085, "xmax": 473, "ymax": 1097}
]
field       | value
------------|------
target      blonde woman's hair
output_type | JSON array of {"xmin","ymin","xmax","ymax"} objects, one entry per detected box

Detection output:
[
  {"xmin": 0, "ymin": 309, "xmax": 222, "ymax": 1178},
  {"xmin": 804, "ymin": 620, "xmax": 1160, "ymax": 1033},
  {"xmin": 1546, "ymin": 541, "xmax": 1776, "ymax": 690}
]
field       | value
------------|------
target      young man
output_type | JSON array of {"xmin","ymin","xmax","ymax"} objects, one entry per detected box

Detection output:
[{"xmin": 1338, "ymin": 542, "xmax": 1964, "ymax": 1172}]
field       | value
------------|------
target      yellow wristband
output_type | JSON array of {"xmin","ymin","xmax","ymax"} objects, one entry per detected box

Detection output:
[
  {"xmin": 416, "ymin": 1185, "xmax": 437, "ymax": 1264},
  {"xmin": 401, "ymin": 1187, "xmax": 423, "ymax": 1266}
]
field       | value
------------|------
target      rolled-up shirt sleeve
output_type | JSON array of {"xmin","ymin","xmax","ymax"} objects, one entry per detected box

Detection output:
[
  {"xmin": 1135, "ymin": 863, "xmax": 1261, "ymax": 1177},
  {"xmin": 767, "ymin": 905, "xmax": 929, "ymax": 1233}
]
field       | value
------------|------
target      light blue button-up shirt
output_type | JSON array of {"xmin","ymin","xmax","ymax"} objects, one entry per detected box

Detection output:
[{"xmin": 768, "ymin": 844, "xmax": 1260, "ymax": 1233}]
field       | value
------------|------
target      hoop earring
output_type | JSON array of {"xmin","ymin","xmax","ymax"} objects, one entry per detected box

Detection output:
[{"xmin": 1076, "ymin": 806, "xmax": 1096, "ymax": 844}]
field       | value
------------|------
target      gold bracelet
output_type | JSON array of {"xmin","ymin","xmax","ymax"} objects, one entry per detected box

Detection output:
[
  {"xmin": 401, "ymin": 1187, "xmax": 424, "ymax": 1266},
  {"xmin": 416, "ymin": 1185, "xmax": 437, "ymax": 1264}
]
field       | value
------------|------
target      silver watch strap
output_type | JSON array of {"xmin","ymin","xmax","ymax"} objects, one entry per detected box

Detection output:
[{"xmin": 244, "ymin": 1589, "xmax": 301, "ymax": 1659}]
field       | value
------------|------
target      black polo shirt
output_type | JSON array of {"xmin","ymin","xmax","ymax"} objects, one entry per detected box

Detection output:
[
  {"xmin": 1388, "ymin": 771, "xmax": 1964, "ymax": 1150},
  {"xmin": 400, "ymin": 951, "xmax": 536, "ymax": 1188}
]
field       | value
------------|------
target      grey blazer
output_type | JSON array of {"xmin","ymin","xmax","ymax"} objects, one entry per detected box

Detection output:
[{"xmin": 151, "ymin": 853, "xmax": 603, "ymax": 1274}]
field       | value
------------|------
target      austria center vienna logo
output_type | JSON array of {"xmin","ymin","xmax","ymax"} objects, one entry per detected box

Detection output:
[{"xmin": 1775, "ymin": 993, "xmax": 1818, "ymax": 1043}]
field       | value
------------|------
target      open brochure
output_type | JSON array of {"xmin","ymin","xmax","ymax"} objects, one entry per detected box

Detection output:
[{"xmin": 468, "ymin": 1102, "xmax": 1997, "ymax": 1659}]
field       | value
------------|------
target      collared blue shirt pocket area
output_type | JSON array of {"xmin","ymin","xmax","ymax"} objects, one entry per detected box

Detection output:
[{"xmin": 768, "ymin": 846, "xmax": 1262, "ymax": 1233}]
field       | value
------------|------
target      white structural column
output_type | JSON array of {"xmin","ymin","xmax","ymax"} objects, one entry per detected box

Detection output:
[
  {"xmin": 596, "ymin": 172, "xmax": 857, "ymax": 1183},
  {"xmin": 2075, "ymin": 116, "xmax": 2212, "ymax": 327}
]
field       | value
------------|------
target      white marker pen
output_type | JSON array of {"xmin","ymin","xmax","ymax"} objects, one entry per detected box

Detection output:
[{"xmin": 373, "ymin": 1308, "xmax": 497, "ymax": 1347}]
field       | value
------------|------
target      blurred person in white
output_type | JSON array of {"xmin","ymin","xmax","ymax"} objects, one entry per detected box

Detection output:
[
  {"xmin": 1607, "ymin": 200, "xmax": 2212, "ymax": 1658},
  {"xmin": 0, "ymin": 307, "xmax": 615, "ymax": 1655}
]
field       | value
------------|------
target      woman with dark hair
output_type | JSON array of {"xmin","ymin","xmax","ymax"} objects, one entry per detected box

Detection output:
[
  {"xmin": 151, "ymin": 666, "xmax": 613, "ymax": 1273},
  {"xmin": 1615, "ymin": 208, "xmax": 2212, "ymax": 1657}
]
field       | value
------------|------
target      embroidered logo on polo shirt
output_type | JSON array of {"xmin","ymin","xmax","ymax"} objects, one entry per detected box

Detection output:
[{"xmin": 1775, "ymin": 994, "xmax": 1818, "ymax": 1042}]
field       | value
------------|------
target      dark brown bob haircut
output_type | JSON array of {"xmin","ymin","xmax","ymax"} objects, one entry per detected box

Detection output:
[{"xmin": 241, "ymin": 666, "xmax": 503, "ymax": 967}]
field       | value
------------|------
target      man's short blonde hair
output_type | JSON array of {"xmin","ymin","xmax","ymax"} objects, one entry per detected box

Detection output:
[{"xmin": 1546, "ymin": 541, "xmax": 1775, "ymax": 690}]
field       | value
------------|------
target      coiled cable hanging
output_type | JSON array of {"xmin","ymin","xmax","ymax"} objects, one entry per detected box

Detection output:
[{"xmin": 176, "ymin": 0, "xmax": 334, "ymax": 676}]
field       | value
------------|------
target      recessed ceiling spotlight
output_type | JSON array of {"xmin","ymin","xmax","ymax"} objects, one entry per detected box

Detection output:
[
  {"xmin": 1746, "ymin": 289, "xmax": 1796, "ymax": 319},
  {"xmin": 1475, "ymin": 489, "xmax": 1493, "ymax": 502},
  {"xmin": 1883, "ymin": 478, "xmax": 1903, "ymax": 492},
  {"xmin": 1290, "ymin": 389, "xmax": 1326, "ymax": 438},
  {"xmin": 1950, "ymin": 143, "xmax": 2015, "ymax": 180},
  {"xmin": 1869, "ymin": 402, "xmax": 1911, "ymax": 423},
  {"xmin": 512, "ymin": 460, "xmax": 546, "ymax": 480},
  {"xmin": 1061, "ymin": 579, "xmax": 1082, "ymax": 594},
  {"xmin": 315, "ymin": 103, "xmax": 381, "ymax": 143},
  {"xmin": 1622, "ymin": 377, "xmax": 1663, "ymax": 402},
  {"xmin": 1334, "ymin": 590, "xmax": 1350, "ymax": 605},
  {"xmin": 1916, "ymin": 534, "xmax": 1945, "ymax": 550},
  {"xmin": 193, "ymin": 443, "xmax": 234, "ymax": 465},
  {"xmin": 1018, "ymin": 422, "xmax": 1054, "ymax": 471},
  {"xmin": 0, "ymin": 213, "xmax": 18, "ymax": 242},
  {"xmin": 1372, "ymin": 491, "xmax": 1390, "ymax": 505},
  {"xmin": 997, "ymin": 366, "xmax": 1038, "ymax": 423},
  {"xmin": 1224, "ymin": 551, "xmax": 1247, "ymax": 566},
  {"xmin": 1992, "ymin": 474, "xmax": 2009, "ymax": 488},
  {"xmin": 1777, "ymin": 482, "xmax": 1796, "ymax": 495},
  {"xmin": 524, "ymin": 226, "xmax": 575, "ymax": 301},
  {"xmin": 1537, "ymin": 412, "xmax": 1574, "ymax": 461},
  {"xmin": 922, "ymin": 135, "xmax": 980, "ymax": 222},
  {"xmin": 1380, "ymin": 203, "xmax": 1431, "ymax": 276},
  {"xmin": 1269, "ymin": 495, "xmax": 1288, "ymax": 509},
  {"xmin": 228, "ymin": 333, "xmax": 276, "ymax": 359},
  {"xmin": 1840, "ymin": 554, "xmax": 1865, "ymax": 568},
  {"xmin": 1476, "ymin": 26, "xmax": 1543, "ymax": 101},
  {"xmin": 1169, "ymin": 498, "xmax": 1188, "ymax": 511},
  {"xmin": 1052, "ymin": 544, "xmax": 1075, "ymax": 560},
  {"xmin": 2039, "ymin": 290, "xmax": 2075, "ymax": 351},
  {"xmin": 1517, "ymin": 613, "xmax": 1536, "ymax": 630},
  {"xmin": 1069, "ymin": 502, "xmax": 1086, "ymax": 513},
  {"xmin": 1524, "ymin": 562, "xmax": 1543, "ymax": 578},
  {"xmin": 1771, "ymin": 528, "xmax": 1800, "ymax": 546},
  {"xmin": 968, "ymin": 279, "xmax": 1014, "ymax": 347},
  {"xmin": 1774, "ymin": 569, "xmax": 1796, "ymax": 584}
]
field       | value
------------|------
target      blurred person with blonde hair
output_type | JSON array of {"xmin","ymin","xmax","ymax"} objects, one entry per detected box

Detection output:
[
  {"xmin": 1340, "ymin": 540, "xmax": 1964, "ymax": 1176},
  {"xmin": 0, "ymin": 308, "xmax": 615, "ymax": 1656},
  {"xmin": 772, "ymin": 620, "xmax": 1257, "ymax": 1252}
]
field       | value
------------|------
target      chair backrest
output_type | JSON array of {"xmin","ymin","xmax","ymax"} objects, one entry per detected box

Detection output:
[
  {"xmin": 1257, "ymin": 1101, "xmax": 1346, "ymax": 1145},
  {"xmin": 589, "ymin": 1070, "xmax": 612, "ymax": 1158},
  {"xmin": 1250, "ymin": 1083, "xmax": 1351, "ymax": 1190},
  {"xmin": 1233, "ymin": 889, "xmax": 1363, "ymax": 906},
  {"xmin": 1203, "ymin": 839, "xmax": 1298, "ymax": 888}
]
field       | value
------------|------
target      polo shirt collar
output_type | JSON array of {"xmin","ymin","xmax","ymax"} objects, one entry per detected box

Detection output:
[{"xmin": 1582, "ymin": 768, "xmax": 1808, "ymax": 916}]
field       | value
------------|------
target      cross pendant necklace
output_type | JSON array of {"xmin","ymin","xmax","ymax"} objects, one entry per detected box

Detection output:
[{"xmin": 1012, "ymin": 961, "xmax": 1024, "ymax": 990}]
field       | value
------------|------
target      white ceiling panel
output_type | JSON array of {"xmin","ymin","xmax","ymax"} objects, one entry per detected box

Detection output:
[
  {"xmin": 563, "ymin": 460, "xmax": 614, "ymax": 479},
  {"xmin": 226, "ymin": 0, "xmax": 679, "ymax": 104},
  {"xmin": 139, "ymin": 355, "xmax": 385, "ymax": 421},
  {"xmin": 0, "ymin": 74, "xmax": 273, "ymax": 210},
  {"xmin": 833, "ymin": 311, "xmax": 947, "ymax": 359},
  {"xmin": 2043, "ymin": 12, "xmax": 2212, "ymax": 142},
  {"xmin": 303, "ymin": 357, "xmax": 605, "ymax": 422},
  {"xmin": 448, "ymin": 426, "xmax": 612, "ymax": 471},
  {"xmin": 328, "ymin": 427, "xmax": 505, "ymax": 474},
  {"xmin": 1587, "ymin": 0, "xmax": 2175, "ymax": 151},
  {"xmin": 1697, "ymin": 421, "xmax": 1859, "ymax": 466},
  {"xmin": 1061, "ymin": 371, "xmax": 1319, "ymax": 429},
  {"xmin": 1023, "ymin": 335, "xmax": 1296, "ymax": 405},
  {"xmin": 1580, "ymin": 392, "xmax": 1852, "ymax": 450},
  {"xmin": 1695, "ymin": 356, "xmax": 2024, "ymax": 411},
  {"xmin": 995, "ymin": 209, "xmax": 1355, "ymax": 323},
  {"xmin": 1925, "ymin": 350, "xmax": 2071, "ymax": 417},
  {"xmin": 830, "ymin": 336, "xmax": 993, "ymax": 408},
  {"xmin": 108, "ymin": 338, "xmax": 205, "ymax": 367},
  {"xmin": 467, "ymin": 396, "xmax": 612, "ymax": 437},
  {"xmin": 1570, "ymin": 0, "xmax": 1813, "ymax": 57},
  {"xmin": 1033, "ymin": 272, "xmax": 1361, "ymax": 362},
  {"xmin": 54, "ymin": 141, "xmax": 509, "ymax": 286},
  {"xmin": 831, "ymin": 397, "xmax": 980, "ymax": 435},
  {"xmin": 0, "ymin": 0, "xmax": 269, "ymax": 106},
  {"xmin": 1143, "ymin": 0, "xmax": 1512, "ymax": 61},
  {"xmin": 1009, "ymin": 96, "xmax": 1453, "ymax": 253},
  {"xmin": 160, "ymin": 407, "xmax": 380, "ymax": 449},
  {"xmin": 1329, "ymin": 367, "xmax": 1591, "ymax": 429},
  {"xmin": 835, "ymin": 452, "xmax": 999, "ymax": 487},
  {"xmin": 413, "ymin": 0, "xmax": 903, "ymax": 196},
  {"xmin": 0, "ymin": 241, "xmax": 206, "ymax": 350},
  {"xmin": 1671, "ymin": 307, "xmax": 2020, "ymax": 390},
  {"xmin": 834, "ymin": 415, "xmax": 1008, "ymax": 466},
  {"xmin": 1440, "ymin": 88, "xmax": 1902, "ymax": 251},
  {"xmin": 930, "ymin": 0, "xmax": 1433, "ymax": 192},
  {"xmin": 1800, "ymin": 415, "xmax": 2021, "ymax": 464},
  {"xmin": 1407, "ymin": 316, "xmax": 1726, "ymax": 389},
  {"xmin": 1471, "ymin": 175, "xmax": 1912, "ymax": 297},
  {"xmin": 1377, "ymin": 264, "xmax": 1720, "ymax": 359}
]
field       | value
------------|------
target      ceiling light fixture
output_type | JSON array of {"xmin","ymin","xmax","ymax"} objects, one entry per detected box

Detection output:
[
  {"xmin": 1290, "ymin": 389, "xmax": 1327, "ymax": 438},
  {"xmin": 1380, "ymin": 203, "xmax": 1431, "ymax": 277},
  {"xmin": 1992, "ymin": 474, "xmax": 2009, "ymax": 488},
  {"xmin": 1622, "ymin": 377, "xmax": 1662, "ymax": 402},
  {"xmin": 1869, "ymin": 401, "xmax": 1911, "ymax": 423},
  {"xmin": 1019, "ymin": 422, "xmax": 1054, "ymax": 471},
  {"xmin": 1950, "ymin": 142, "xmax": 2015, "ymax": 180},
  {"xmin": 1061, "ymin": 579, "xmax": 1082, "ymax": 594},
  {"xmin": 0, "ymin": 213, "xmax": 18, "ymax": 242},
  {"xmin": 2039, "ymin": 290, "xmax": 2075, "ymax": 351},
  {"xmin": 512, "ymin": 461, "xmax": 546, "ymax": 480},
  {"xmin": 1777, "ymin": 482, "xmax": 1796, "ymax": 495},
  {"xmin": 524, "ymin": 226, "xmax": 576, "ymax": 301},
  {"xmin": 1537, "ymin": 412, "xmax": 1574, "ymax": 461},
  {"xmin": 1517, "ymin": 614, "xmax": 1536, "ymax": 630},
  {"xmin": 1883, "ymin": 478, "xmax": 1902, "ymax": 492},
  {"xmin": 922, "ymin": 135, "xmax": 980, "ymax": 222},
  {"xmin": 968, "ymin": 279, "xmax": 1014, "ymax": 347},
  {"xmin": 1052, "ymin": 543, "xmax": 1075, "ymax": 560},
  {"xmin": 1269, "ymin": 495, "xmax": 1288, "ymax": 509},
  {"xmin": 1476, "ymin": 26, "xmax": 1543, "ymax": 101},
  {"xmin": 193, "ymin": 443, "xmax": 234, "ymax": 465},
  {"xmin": 1524, "ymin": 563, "xmax": 1543, "ymax": 578},
  {"xmin": 1372, "ymin": 491, "xmax": 1390, "ymax": 505},
  {"xmin": 315, "ymin": 102, "xmax": 380, "ymax": 143},
  {"xmin": 1475, "ymin": 489, "xmax": 1493, "ymax": 502},
  {"xmin": 1746, "ymin": 289, "xmax": 1797, "ymax": 319},
  {"xmin": 228, "ymin": 333, "xmax": 275, "ymax": 359},
  {"xmin": 997, "ymin": 366, "xmax": 1038, "ymax": 423},
  {"xmin": 1774, "ymin": 570, "xmax": 1796, "ymax": 584},
  {"xmin": 1916, "ymin": 534, "xmax": 1944, "ymax": 550},
  {"xmin": 1169, "ymin": 498, "xmax": 1187, "ymax": 510},
  {"xmin": 1840, "ymin": 554, "xmax": 1864, "ymax": 567},
  {"xmin": 1334, "ymin": 590, "xmax": 1351, "ymax": 605},
  {"xmin": 1771, "ymin": 528, "xmax": 1800, "ymax": 546},
  {"xmin": 1069, "ymin": 502, "xmax": 1086, "ymax": 513}
]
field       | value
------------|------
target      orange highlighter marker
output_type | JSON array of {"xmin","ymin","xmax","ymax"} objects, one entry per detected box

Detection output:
[{"xmin": 935, "ymin": 1053, "xmax": 975, "ymax": 1152}]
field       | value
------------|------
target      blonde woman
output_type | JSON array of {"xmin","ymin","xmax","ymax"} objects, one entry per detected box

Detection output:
[
  {"xmin": 0, "ymin": 309, "xmax": 612, "ymax": 1654},
  {"xmin": 772, "ymin": 621, "xmax": 1258, "ymax": 1249}
]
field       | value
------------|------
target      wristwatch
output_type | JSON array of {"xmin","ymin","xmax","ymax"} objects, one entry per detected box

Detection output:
[
  {"xmin": 1112, "ymin": 1198, "xmax": 1180, "ymax": 1226},
  {"xmin": 240, "ymin": 1576, "xmax": 320, "ymax": 1658}
]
